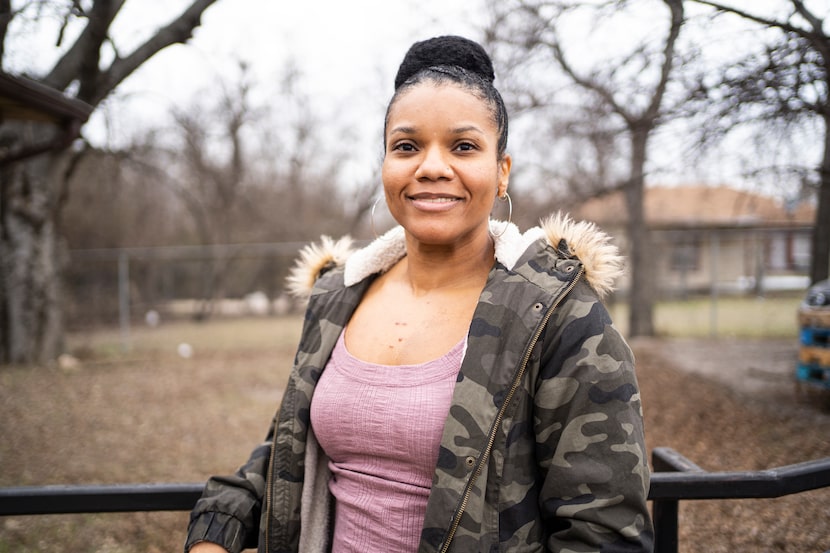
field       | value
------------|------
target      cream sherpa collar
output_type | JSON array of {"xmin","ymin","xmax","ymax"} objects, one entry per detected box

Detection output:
[{"xmin": 286, "ymin": 213, "xmax": 623, "ymax": 299}]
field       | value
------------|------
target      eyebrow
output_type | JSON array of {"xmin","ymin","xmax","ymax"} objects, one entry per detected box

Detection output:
[
  {"xmin": 451, "ymin": 125, "xmax": 485, "ymax": 135},
  {"xmin": 388, "ymin": 125, "xmax": 485, "ymax": 135},
  {"xmin": 388, "ymin": 125, "xmax": 416, "ymax": 135}
]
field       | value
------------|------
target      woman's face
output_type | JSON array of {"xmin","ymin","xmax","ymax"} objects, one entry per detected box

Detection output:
[{"xmin": 382, "ymin": 83, "xmax": 511, "ymax": 248}]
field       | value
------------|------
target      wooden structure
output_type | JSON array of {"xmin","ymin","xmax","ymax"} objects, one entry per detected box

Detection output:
[{"xmin": 0, "ymin": 72, "xmax": 93, "ymax": 167}]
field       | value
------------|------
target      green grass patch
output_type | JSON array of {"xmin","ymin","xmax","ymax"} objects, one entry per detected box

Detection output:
[{"xmin": 608, "ymin": 295, "xmax": 802, "ymax": 338}]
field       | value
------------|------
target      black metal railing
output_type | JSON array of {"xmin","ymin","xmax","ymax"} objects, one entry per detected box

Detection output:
[
  {"xmin": 1, "ymin": 448, "xmax": 829, "ymax": 553},
  {"xmin": 649, "ymin": 448, "xmax": 830, "ymax": 552}
]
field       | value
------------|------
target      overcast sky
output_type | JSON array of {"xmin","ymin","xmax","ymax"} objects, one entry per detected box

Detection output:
[
  {"xmin": 8, "ymin": 1, "xmax": 488, "ymax": 143},
  {"xmin": 8, "ymin": 0, "xmax": 823, "ymax": 196},
  {"xmin": 105, "ymin": 1, "xmax": 488, "ymax": 147}
]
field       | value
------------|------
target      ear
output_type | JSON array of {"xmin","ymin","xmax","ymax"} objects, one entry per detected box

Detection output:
[{"xmin": 497, "ymin": 154, "xmax": 512, "ymax": 197}]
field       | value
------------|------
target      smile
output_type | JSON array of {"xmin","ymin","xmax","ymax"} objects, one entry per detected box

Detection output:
[
  {"xmin": 413, "ymin": 197, "xmax": 457, "ymax": 203},
  {"xmin": 407, "ymin": 194, "xmax": 462, "ymax": 212}
]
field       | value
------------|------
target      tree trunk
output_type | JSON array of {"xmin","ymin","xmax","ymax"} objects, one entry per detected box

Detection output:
[
  {"xmin": 626, "ymin": 128, "xmax": 655, "ymax": 337},
  {"xmin": 0, "ymin": 122, "xmax": 71, "ymax": 364},
  {"xmin": 1, "ymin": 0, "xmax": 219, "ymax": 365},
  {"xmin": 810, "ymin": 112, "xmax": 830, "ymax": 285}
]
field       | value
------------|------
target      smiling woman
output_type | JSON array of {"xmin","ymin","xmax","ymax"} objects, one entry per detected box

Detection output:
[
  {"xmin": 186, "ymin": 36, "xmax": 652, "ymax": 553},
  {"xmin": 382, "ymin": 83, "xmax": 510, "ymax": 252}
]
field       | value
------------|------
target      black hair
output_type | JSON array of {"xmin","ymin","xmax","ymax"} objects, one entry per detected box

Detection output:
[{"xmin": 384, "ymin": 35, "xmax": 509, "ymax": 160}]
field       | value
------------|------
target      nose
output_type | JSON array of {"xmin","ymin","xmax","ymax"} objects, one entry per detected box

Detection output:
[{"xmin": 415, "ymin": 145, "xmax": 452, "ymax": 181}]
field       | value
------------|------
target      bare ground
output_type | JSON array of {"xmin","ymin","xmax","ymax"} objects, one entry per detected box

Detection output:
[
  {"xmin": 1, "ymin": 326, "xmax": 829, "ymax": 552},
  {"xmin": 632, "ymin": 337, "xmax": 830, "ymax": 552}
]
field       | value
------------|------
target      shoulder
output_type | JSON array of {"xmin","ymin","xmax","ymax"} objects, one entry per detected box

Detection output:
[
  {"xmin": 286, "ymin": 213, "xmax": 624, "ymax": 300},
  {"xmin": 497, "ymin": 213, "xmax": 624, "ymax": 300},
  {"xmin": 284, "ymin": 235, "xmax": 358, "ymax": 299},
  {"xmin": 539, "ymin": 213, "xmax": 624, "ymax": 298},
  {"xmin": 285, "ymin": 226, "xmax": 408, "ymax": 299}
]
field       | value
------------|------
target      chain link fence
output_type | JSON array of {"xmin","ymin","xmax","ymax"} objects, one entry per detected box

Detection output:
[
  {"xmin": 64, "ymin": 242, "xmax": 314, "ymax": 331},
  {"xmin": 63, "ymin": 226, "xmax": 812, "ymax": 335}
]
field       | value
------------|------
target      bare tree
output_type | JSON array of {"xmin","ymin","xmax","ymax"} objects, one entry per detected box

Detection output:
[
  {"xmin": 0, "ymin": 0, "xmax": 219, "ymax": 364},
  {"xmin": 60, "ymin": 143, "xmax": 184, "ymax": 249},
  {"xmin": 247, "ymin": 62, "xmax": 378, "ymax": 242},
  {"xmin": 165, "ymin": 63, "xmax": 256, "ymax": 319},
  {"xmin": 688, "ymin": 0, "xmax": 830, "ymax": 285},
  {"xmin": 115, "ymin": 60, "xmax": 374, "ymax": 318},
  {"xmin": 486, "ymin": 0, "xmax": 686, "ymax": 337}
]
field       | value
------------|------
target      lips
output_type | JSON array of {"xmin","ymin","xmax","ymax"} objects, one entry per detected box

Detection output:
[{"xmin": 407, "ymin": 193, "xmax": 462, "ymax": 212}]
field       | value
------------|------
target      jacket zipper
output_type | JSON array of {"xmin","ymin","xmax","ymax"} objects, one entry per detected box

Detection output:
[
  {"xmin": 437, "ymin": 267, "xmax": 584, "ymax": 553},
  {"xmin": 264, "ymin": 440, "xmax": 275, "ymax": 553},
  {"xmin": 263, "ymin": 422, "xmax": 277, "ymax": 553}
]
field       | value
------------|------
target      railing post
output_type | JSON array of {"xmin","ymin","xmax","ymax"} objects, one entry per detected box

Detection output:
[
  {"xmin": 651, "ymin": 447, "xmax": 705, "ymax": 553},
  {"xmin": 652, "ymin": 498, "xmax": 678, "ymax": 553}
]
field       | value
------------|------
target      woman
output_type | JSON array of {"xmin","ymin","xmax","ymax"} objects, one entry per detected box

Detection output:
[{"xmin": 186, "ymin": 35, "xmax": 653, "ymax": 553}]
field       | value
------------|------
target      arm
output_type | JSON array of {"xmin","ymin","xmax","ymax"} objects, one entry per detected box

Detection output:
[
  {"xmin": 534, "ymin": 299, "xmax": 653, "ymax": 552},
  {"xmin": 184, "ymin": 438, "xmax": 272, "ymax": 553},
  {"xmin": 189, "ymin": 543, "xmax": 229, "ymax": 553}
]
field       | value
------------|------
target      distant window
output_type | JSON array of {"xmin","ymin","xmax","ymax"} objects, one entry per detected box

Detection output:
[
  {"xmin": 670, "ymin": 235, "xmax": 700, "ymax": 272},
  {"xmin": 768, "ymin": 234, "xmax": 788, "ymax": 271},
  {"xmin": 769, "ymin": 231, "xmax": 811, "ymax": 271},
  {"xmin": 792, "ymin": 233, "xmax": 811, "ymax": 271}
]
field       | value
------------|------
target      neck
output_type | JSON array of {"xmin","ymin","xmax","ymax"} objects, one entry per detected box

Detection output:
[{"xmin": 399, "ymin": 233, "xmax": 495, "ymax": 295}]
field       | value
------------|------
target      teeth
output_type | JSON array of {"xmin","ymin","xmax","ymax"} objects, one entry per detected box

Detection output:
[{"xmin": 416, "ymin": 197, "xmax": 456, "ymax": 202}]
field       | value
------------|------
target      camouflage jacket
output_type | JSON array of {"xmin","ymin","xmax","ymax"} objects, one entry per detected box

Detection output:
[{"xmin": 186, "ymin": 214, "xmax": 653, "ymax": 553}]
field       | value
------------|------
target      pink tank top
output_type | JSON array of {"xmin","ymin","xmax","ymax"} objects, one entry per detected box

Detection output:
[{"xmin": 310, "ymin": 329, "xmax": 465, "ymax": 553}]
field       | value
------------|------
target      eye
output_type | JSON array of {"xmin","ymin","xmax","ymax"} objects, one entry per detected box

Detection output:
[
  {"xmin": 454, "ymin": 141, "xmax": 478, "ymax": 152},
  {"xmin": 391, "ymin": 141, "xmax": 417, "ymax": 153}
]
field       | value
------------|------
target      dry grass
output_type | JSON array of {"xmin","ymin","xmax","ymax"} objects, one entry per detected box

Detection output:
[
  {"xmin": 1, "ymin": 317, "xmax": 301, "ymax": 553},
  {"xmin": 1, "ymin": 309, "xmax": 829, "ymax": 552}
]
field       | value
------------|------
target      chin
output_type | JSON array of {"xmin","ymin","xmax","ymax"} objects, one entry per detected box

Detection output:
[{"xmin": 404, "ymin": 222, "xmax": 483, "ymax": 248}]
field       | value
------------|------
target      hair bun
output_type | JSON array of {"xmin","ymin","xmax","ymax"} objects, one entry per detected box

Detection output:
[{"xmin": 394, "ymin": 35, "xmax": 495, "ymax": 90}]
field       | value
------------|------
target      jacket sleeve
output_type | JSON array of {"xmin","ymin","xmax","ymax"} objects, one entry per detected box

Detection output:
[
  {"xmin": 534, "ymin": 292, "xmax": 653, "ymax": 552},
  {"xmin": 184, "ymin": 428, "xmax": 274, "ymax": 553}
]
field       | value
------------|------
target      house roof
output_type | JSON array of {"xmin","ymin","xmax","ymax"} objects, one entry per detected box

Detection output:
[{"xmin": 573, "ymin": 185, "xmax": 815, "ymax": 229}]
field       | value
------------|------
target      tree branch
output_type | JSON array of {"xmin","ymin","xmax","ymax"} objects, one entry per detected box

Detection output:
[
  {"xmin": 791, "ymin": 0, "xmax": 824, "ymax": 36},
  {"xmin": 543, "ymin": 0, "xmax": 683, "ymax": 129},
  {"xmin": 546, "ymin": 36, "xmax": 631, "ymax": 123},
  {"xmin": 691, "ymin": 0, "xmax": 829, "ymax": 86},
  {"xmin": 691, "ymin": 0, "xmax": 808, "ymax": 39},
  {"xmin": 44, "ymin": 0, "xmax": 126, "ymax": 92},
  {"xmin": 644, "ymin": 0, "xmax": 684, "ymax": 122},
  {"xmin": 91, "ymin": 0, "xmax": 219, "ymax": 106},
  {"xmin": 0, "ymin": 0, "xmax": 12, "ymax": 69},
  {"xmin": 77, "ymin": 0, "xmax": 123, "ymax": 103}
]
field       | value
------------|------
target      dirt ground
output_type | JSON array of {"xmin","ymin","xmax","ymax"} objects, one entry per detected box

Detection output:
[
  {"xmin": 632, "ymin": 336, "xmax": 830, "ymax": 552},
  {"xmin": 1, "ymin": 329, "xmax": 829, "ymax": 552}
]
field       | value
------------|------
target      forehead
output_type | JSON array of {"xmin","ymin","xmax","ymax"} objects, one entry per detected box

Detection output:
[{"xmin": 387, "ymin": 83, "xmax": 496, "ymax": 130}]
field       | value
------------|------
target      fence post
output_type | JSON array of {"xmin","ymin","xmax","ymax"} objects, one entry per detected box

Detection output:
[
  {"xmin": 118, "ymin": 252, "xmax": 131, "ymax": 352},
  {"xmin": 709, "ymin": 231, "xmax": 720, "ymax": 338}
]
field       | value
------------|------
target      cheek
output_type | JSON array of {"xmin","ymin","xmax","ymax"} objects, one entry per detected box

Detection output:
[
  {"xmin": 472, "ymin": 166, "xmax": 501, "ymax": 195},
  {"xmin": 380, "ymin": 161, "xmax": 394, "ymax": 188},
  {"xmin": 381, "ymin": 159, "xmax": 409, "ymax": 192}
]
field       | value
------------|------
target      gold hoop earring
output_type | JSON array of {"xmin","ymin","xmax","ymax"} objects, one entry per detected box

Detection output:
[
  {"xmin": 490, "ymin": 192, "xmax": 512, "ymax": 238},
  {"xmin": 371, "ymin": 196, "xmax": 395, "ymax": 240}
]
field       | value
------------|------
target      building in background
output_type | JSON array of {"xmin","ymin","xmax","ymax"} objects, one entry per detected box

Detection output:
[{"xmin": 573, "ymin": 185, "xmax": 815, "ymax": 297}]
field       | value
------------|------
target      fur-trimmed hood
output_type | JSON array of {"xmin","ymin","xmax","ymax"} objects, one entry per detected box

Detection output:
[{"xmin": 286, "ymin": 212, "xmax": 624, "ymax": 300}]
